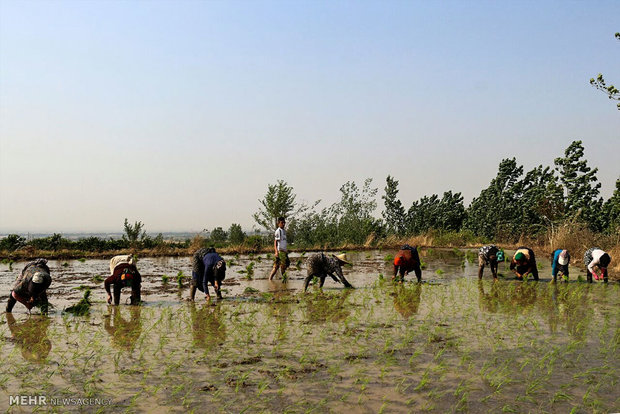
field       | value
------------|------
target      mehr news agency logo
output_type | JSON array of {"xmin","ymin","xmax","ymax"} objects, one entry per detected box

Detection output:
[{"xmin": 9, "ymin": 395, "xmax": 112, "ymax": 406}]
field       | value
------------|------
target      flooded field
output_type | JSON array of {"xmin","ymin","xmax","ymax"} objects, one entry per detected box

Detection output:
[{"xmin": 0, "ymin": 249, "xmax": 618, "ymax": 413}]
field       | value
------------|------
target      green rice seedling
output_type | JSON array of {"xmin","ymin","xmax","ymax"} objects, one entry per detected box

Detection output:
[
  {"xmin": 92, "ymin": 274, "xmax": 104, "ymax": 283},
  {"xmin": 384, "ymin": 254, "xmax": 394, "ymax": 263},
  {"xmin": 78, "ymin": 257, "xmax": 86, "ymax": 263},
  {"xmin": 62, "ymin": 262, "xmax": 69, "ymax": 267},
  {"xmin": 245, "ymin": 262, "xmax": 255, "ymax": 279},
  {"xmin": 435, "ymin": 269, "xmax": 444, "ymax": 275},
  {"xmin": 295, "ymin": 258, "xmax": 303, "ymax": 270},
  {"xmin": 162, "ymin": 275, "xmax": 169, "ymax": 284},
  {"xmin": 420, "ymin": 261, "xmax": 427, "ymax": 269},
  {"xmin": 177, "ymin": 271, "xmax": 185, "ymax": 288},
  {"xmin": 64, "ymin": 289, "xmax": 92, "ymax": 316}
]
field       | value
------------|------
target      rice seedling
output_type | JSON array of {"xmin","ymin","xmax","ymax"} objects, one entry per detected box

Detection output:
[
  {"xmin": 64, "ymin": 289, "xmax": 92, "ymax": 315},
  {"xmin": 177, "ymin": 270, "xmax": 186, "ymax": 288},
  {"xmin": 162, "ymin": 274, "xmax": 169, "ymax": 284}
]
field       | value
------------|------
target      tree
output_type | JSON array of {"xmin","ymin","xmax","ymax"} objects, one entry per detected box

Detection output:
[
  {"xmin": 464, "ymin": 158, "xmax": 524, "ymax": 239},
  {"xmin": 406, "ymin": 191, "xmax": 465, "ymax": 234},
  {"xmin": 554, "ymin": 140, "xmax": 602, "ymax": 230},
  {"xmin": 122, "ymin": 219, "xmax": 146, "ymax": 248},
  {"xmin": 253, "ymin": 180, "xmax": 299, "ymax": 231},
  {"xmin": 330, "ymin": 178, "xmax": 383, "ymax": 244},
  {"xmin": 228, "ymin": 223, "xmax": 246, "ymax": 244},
  {"xmin": 602, "ymin": 178, "xmax": 620, "ymax": 236},
  {"xmin": 0, "ymin": 234, "xmax": 26, "ymax": 251},
  {"xmin": 209, "ymin": 227, "xmax": 228, "ymax": 243},
  {"xmin": 590, "ymin": 33, "xmax": 620, "ymax": 110},
  {"xmin": 382, "ymin": 175, "xmax": 406, "ymax": 236}
]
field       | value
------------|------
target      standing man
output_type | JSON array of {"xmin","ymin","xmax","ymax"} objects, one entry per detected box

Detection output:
[
  {"xmin": 478, "ymin": 245, "xmax": 500, "ymax": 280},
  {"xmin": 583, "ymin": 247, "xmax": 611, "ymax": 283},
  {"xmin": 269, "ymin": 217, "xmax": 290, "ymax": 281},
  {"xmin": 105, "ymin": 255, "xmax": 141, "ymax": 305},
  {"xmin": 550, "ymin": 249, "xmax": 570, "ymax": 282},
  {"xmin": 6, "ymin": 258, "xmax": 52, "ymax": 313},
  {"xmin": 510, "ymin": 246, "xmax": 539, "ymax": 281}
]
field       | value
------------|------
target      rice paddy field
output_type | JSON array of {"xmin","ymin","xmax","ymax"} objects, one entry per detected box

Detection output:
[{"xmin": 0, "ymin": 249, "xmax": 618, "ymax": 413}]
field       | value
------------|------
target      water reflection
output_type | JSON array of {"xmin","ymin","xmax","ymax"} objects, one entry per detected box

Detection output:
[
  {"xmin": 392, "ymin": 284, "xmax": 422, "ymax": 319},
  {"xmin": 301, "ymin": 289, "xmax": 352, "ymax": 323},
  {"xmin": 104, "ymin": 306, "xmax": 142, "ymax": 350},
  {"xmin": 477, "ymin": 281, "xmax": 538, "ymax": 314},
  {"xmin": 189, "ymin": 302, "xmax": 226, "ymax": 349},
  {"xmin": 6, "ymin": 313, "xmax": 52, "ymax": 363},
  {"xmin": 477, "ymin": 281, "xmax": 594, "ymax": 338},
  {"xmin": 266, "ymin": 289, "xmax": 294, "ymax": 342}
]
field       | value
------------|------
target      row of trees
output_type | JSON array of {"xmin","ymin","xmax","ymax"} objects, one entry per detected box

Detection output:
[
  {"xmin": 253, "ymin": 141, "xmax": 619, "ymax": 247},
  {"xmin": 1, "ymin": 141, "xmax": 617, "ymax": 253}
]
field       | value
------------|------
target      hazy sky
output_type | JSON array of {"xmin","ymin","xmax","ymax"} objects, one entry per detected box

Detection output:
[{"xmin": 1, "ymin": 0, "xmax": 619, "ymax": 233}]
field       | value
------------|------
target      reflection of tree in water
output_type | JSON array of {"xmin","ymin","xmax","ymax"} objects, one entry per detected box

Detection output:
[
  {"xmin": 104, "ymin": 306, "xmax": 142, "ymax": 351},
  {"xmin": 392, "ymin": 284, "xmax": 422, "ymax": 319},
  {"xmin": 6, "ymin": 313, "xmax": 52, "ymax": 363},
  {"xmin": 189, "ymin": 303, "xmax": 226, "ymax": 350},
  {"xmin": 301, "ymin": 290, "xmax": 352, "ymax": 324}
]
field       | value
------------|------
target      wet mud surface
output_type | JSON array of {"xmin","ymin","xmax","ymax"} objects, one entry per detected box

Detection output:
[{"xmin": 0, "ymin": 249, "xmax": 618, "ymax": 412}]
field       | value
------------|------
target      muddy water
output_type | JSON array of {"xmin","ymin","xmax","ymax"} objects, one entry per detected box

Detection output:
[{"xmin": 0, "ymin": 249, "xmax": 618, "ymax": 413}]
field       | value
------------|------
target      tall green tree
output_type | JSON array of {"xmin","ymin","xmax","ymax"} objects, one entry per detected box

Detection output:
[
  {"xmin": 122, "ymin": 219, "xmax": 146, "ymax": 248},
  {"xmin": 253, "ymin": 180, "xmax": 313, "ymax": 231},
  {"xmin": 554, "ymin": 140, "xmax": 602, "ymax": 229},
  {"xmin": 330, "ymin": 178, "xmax": 383, "ymax": 245},
  {"xmin": 228, "ymin": 223, "xmax": 246, "ymax": 244},
  {"xmin": 465, "ymin": 158, "xmax": 523, "ymax": 239},
  {"xmin": 590, "ymin": 32, "xmax": 620, "ymax": 110},
  {"xmin": 602, "ymin": 178, "xmax": 620, "ymax": 236},
  {"xmin": 406, "ymin": 191, "xmax": 465, "ymax": 234},
  {"xmin": 209, "ymin": 227, "xmax": 228, "ymax": 243},
  {"xmin": 382, "ymin": 175, "xmax": 406, "ymax": 236}
]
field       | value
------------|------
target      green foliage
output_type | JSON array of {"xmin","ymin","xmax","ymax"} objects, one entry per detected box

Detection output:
[
  {"xmin": 253, "ymin": 180, "xmax": 309, "ymax": 231},
  {"xmin": 602, "ymin": 178, "xmax": 620, "ymax": 235},
  {"xmin": 209, "ymin": 227, "xmax": 228, "ymax": 243},
  {"xmin": 293, "ymin": 178, "xmax": 382, "ymax": 247},
  {"xmin": 245, "ymin": 262, "xmax": 255, "ymax": 279},
  {"xmin": 162, "ymin": 275, "xmax": 169, "ymax": 284},
  {"xmin": 123, "ymin": 218, "xmax": 146, "ymax": 248},
  {"xmin": 228, "ymin": 223, "xmax": 246, "ymax": 244},
  {"xmin": 0, "ymin": 234, "xmax": 26, "ymax": 251},
  {"xmin": 554, "ymin": 140, "xmax": 603, "ymax": 230},
  {"xmin": 176, "ymin": 271, "xmax": 186, "ymax": 288},
  {"xmin": 407, "ymin": 191, "xmax": 466, "ymax": 235},
  {"xmin": 382, "ymin": 175, "xmax": 406, "ymax": 236},
  {"xmin": 64, "ymin": 289, "xmax": 92, "ymax": 316},
  {"xmin": 465, "ymin": 158, "xmax": 564, "ymax": 240},
  {"xmin": 590, "ymin": 33, "xmax": 620, "ymax": 110}
]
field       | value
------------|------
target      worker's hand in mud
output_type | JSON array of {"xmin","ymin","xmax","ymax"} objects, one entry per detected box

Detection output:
[
  {"xmin": 107, "ymin": 294, "xmax": 112, "ymax": 304},
  {"xmin": 205, "ymin": 294, "xmax": 211, "ymax": 302}
]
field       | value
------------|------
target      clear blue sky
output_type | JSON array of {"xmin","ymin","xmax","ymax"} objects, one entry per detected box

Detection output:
[{"xmin": 1, "ymin": 0, "xmax": 618, "ymax": 233}]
